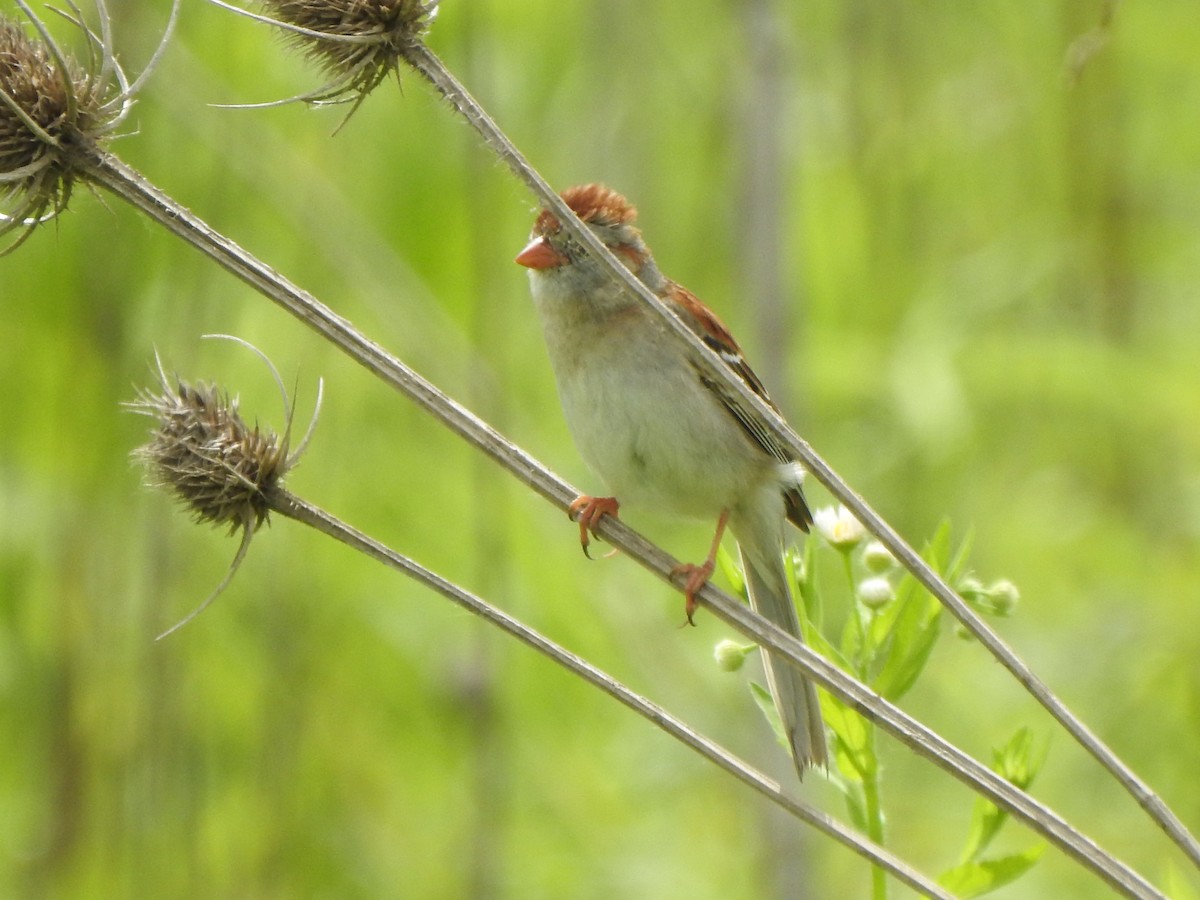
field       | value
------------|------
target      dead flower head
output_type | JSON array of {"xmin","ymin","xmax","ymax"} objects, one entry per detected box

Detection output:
[
  {"xmin": 0, "ymin": 2, "xmax": 176, "ymax": 252},
  {"xmin": 255, "ymin": 0, "xmax": 438, "ymax": 105},
  {"xmin": 128, "ymin": 338, "xmax": 320, "ymax": 638},
  {"xmin": 130, "ymin": 374, "xmax": 292, "ymax": 535}
]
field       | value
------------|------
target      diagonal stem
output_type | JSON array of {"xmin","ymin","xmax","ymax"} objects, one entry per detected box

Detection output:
[
  {"xmin": 586, "ymin": 512, "xmax": 1163, "ymax": 900},
  {"xmin": 399, "ymin": 40, "xmax": 1200, "ymax": 872},
  {"xmin": 272, "ymin": 489, "xmax": 953, "ymax": 900},
  {"xmin": 83, "ymin": 146, "xmax": 1160, "ymax": 898}
]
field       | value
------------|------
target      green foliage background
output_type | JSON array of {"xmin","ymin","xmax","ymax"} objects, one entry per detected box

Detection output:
[{"xmin": 2, "ymin": 1, "xmax": 1198, "ymax": 896}]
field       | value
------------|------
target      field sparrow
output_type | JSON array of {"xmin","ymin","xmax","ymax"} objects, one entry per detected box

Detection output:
[{"xmin": 516, "ymin": 184, "xmax": 826, "ymax": 775}]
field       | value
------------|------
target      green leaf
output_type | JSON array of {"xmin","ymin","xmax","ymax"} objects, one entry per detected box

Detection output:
[
  {"xmin": 870, "ymin": 522, "xmax": 955, "ymax": 700},
  {"xmin": 716, "ymin": 544, "xmax": 746, "ymax": 600},
  {"xmin": 866, "ymin": 522, "xmax": 947, "ymax": 649},
  {"xmin": 821, "ymin": 690, "xmax": 875, "ymax": 782},
  {"xmin": 749, "ymin": 681, "xmax": 787, "ymax": 749},
  {"xmin": 795, "ymin": 577, "xmax": 850, "ymax": 671},
  {"xmin": 839, "ymin": 602, "xmax": 865, "ymax": 663},
  {"xmin": 946, "ymin": 525, "xmax": 975, "ymax": 584},
  {"xmin": 938, "ymin": 846, "xmax": 1046, "ymax": 898},
  {"xmin": 1163, "ymin": 862, "xmax": 1200, "ymax": 900},
  {"xmin": 831, "ymin": 777, "xmax": 869, "ymax": 832},
  {"xmin": 793, "ymin": 535, "xmax": 822, "ymax": 630},
  {"xmin": 992, "ymin": 726, "xmax": 1045, "ymax": 792},
  {"xmin": 871, "ymin": 602, "xmax": 941, "ymax": 701},
  {"xmin": 961, "ymin": 798, "xmax": 1004, "ymax": 866},
  {"xmin": 960, "ymin": 729, "xmax": 1047, "ymax": 863}
]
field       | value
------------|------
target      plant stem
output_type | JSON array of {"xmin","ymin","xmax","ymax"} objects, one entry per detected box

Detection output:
[
  {"xmin": 400, "ymin": 41, "xmax": 1200, "ymax": 874},
  {"xmin": 840, "ymin": 550, "xmax": 870, "ymax": 679},
  {"xmin": 270, "ymin": 489, "xmax": 949, "ymax": 899},
  {"xmin": 862, "ymin": 728, "xmax": 888, "ymax": 900},
  {"xmin": 842, "ymin": 549, "xmax": 887, "ymax": 900},
  {"xmin": 80, "ymin": 144, "xmax": 1163, "ymax": 899}
]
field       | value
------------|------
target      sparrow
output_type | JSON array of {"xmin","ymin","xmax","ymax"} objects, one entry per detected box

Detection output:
[{"xmin": 515, "ymin": 184, "xmax": 826, "ymax": 775}]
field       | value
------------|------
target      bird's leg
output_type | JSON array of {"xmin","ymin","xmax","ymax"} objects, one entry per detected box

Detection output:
[
  {"xmin": 567, "ymin": 495, "xmax": 620, "ymax": 559},
  {"xmin": 671, "ymin": 509, "xmax": 730, "ymax": 626}
]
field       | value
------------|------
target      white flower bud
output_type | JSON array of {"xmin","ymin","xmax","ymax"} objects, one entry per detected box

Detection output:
[
  {"xmin": 987, "ymin": 579, "xmax": 1020, "ymax": 615},
  {"xmin": 713, "ymin": 639, "xmax": 754, "ymax": 672},
  {"xmin": 956, "ymin": 576, "xmax": 985, "ymax": 602},
  {"xmin": 862, "ymin": 540, "xmax": 895, "ymax": 573},
  {"xmin": 857, "ymin": 576, "xmax": 895, "ymax": 609}
]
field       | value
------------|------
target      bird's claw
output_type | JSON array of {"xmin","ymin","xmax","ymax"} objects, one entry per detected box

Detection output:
[
  {"xmin": 671, "ymin": 560, "xmax": 715, "ymax": 626},
  {"xmin": 568, "ymin": 495, "xmax": 620, "ymax": 559}
]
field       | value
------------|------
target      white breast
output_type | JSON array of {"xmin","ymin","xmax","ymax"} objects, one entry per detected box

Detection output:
[{"xmin": 531, "ymin": 275, "xmax": 774, "ymax": 520}]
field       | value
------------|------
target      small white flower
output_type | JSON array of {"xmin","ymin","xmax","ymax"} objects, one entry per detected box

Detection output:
[
  {"xmin": 857, "ymin": 576, "xmax": 895, "ymax": 609},
  {"xmin": 813, "ymin": 505, "xmax": 866, "ymax": 552}
]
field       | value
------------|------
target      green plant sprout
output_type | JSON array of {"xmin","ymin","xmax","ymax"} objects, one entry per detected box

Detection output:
[
  {"xmin": 718, "ymin": 510, "xmax": 1044, "ymax": 899},
  {"xmin": 938, "ymin": 728, "xmax": 1047, "ymax": 898}
]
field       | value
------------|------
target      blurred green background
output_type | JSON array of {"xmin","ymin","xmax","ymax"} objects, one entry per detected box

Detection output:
[{"xmin": 2, "ymin": 0, "xmax": 1199, "ymax": 896}]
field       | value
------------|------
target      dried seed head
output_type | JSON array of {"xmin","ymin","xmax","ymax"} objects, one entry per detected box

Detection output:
[
  {"xmin": 130, "ymin": 373, "xmax": 292, "ymax": 534},
  {"xmin": 262, "ymin": 0, "xmax": 438, "ymax": 102},
  {"xmin": 0, "ymin": 15, "xmax": 119, "ymax": 251},
  {"xmin": 128, "ymin": 341, "xmax": 318, "ymax": 640}
]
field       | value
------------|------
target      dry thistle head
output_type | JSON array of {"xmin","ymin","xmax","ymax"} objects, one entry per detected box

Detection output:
[
  {"xmin": 0, "ymin": 13, "xmax": 122, "ymax": 252},
  {"xmin": 130, "ymin": 373, "xmax": 292, "ymax": 534},
  {"xmin": 260, "ymin": 0, "xmax": 438, "ymax": 103},
  {"xmin": 128, "ymin": 340, "xmax": 318, "ymax": 639}
]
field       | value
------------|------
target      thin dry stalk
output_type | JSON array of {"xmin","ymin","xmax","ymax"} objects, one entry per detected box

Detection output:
[
  {"xmin": 0, "ymin": 6, "xmax": 1186, "ymax": 895},
  {"xmin": 394, "ymin": 41, "xmax": 1200, "ymax": 876},
  {"xmin": 0, "ymin": 0, "xmax": 175, "ymax": 250},
  {"xmin": 205, "ymin": 3, "xmax": 1192, "ymax": 877},
  {"xmin": 129, "ymin": 362, "xmax": 952, "ymax": 899},
  {"xmin": 275, "ymin": 493, "xmax": 953, "ymax": 900},
  {"xmin": 92, "ymin": 150, "xmax": 1159, "ymax": 899}
]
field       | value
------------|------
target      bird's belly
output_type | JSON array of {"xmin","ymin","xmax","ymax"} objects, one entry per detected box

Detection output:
[{"xmin": 555, "ymin": 345, "xmax": 768, "ymax": 519}]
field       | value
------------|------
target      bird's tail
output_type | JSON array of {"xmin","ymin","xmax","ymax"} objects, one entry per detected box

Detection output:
[{"xmin": 737, "ymin": 523, "xmax": 827, "ymax": 777}]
